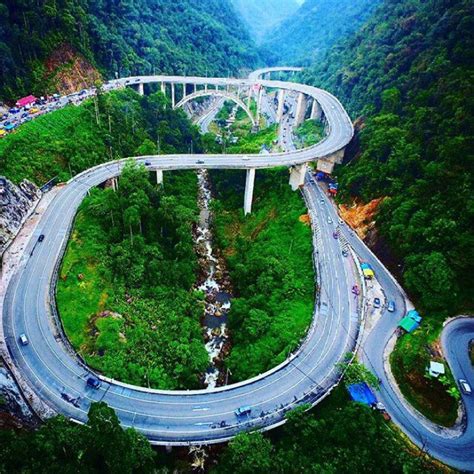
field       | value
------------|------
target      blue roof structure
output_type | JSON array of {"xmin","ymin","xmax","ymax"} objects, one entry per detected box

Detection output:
[{"xmin": 347, "ymin": 382, "xmax": 377, "ymax": 405}]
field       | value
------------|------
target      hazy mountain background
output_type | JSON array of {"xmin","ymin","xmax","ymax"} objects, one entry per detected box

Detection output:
[
  {"xmin": 230, "ymin": 0, "xmax": 300, "ymax": 44},
  {"xmin": 261, "ymin": 0, "xmax": 381, "ymax": 64}
]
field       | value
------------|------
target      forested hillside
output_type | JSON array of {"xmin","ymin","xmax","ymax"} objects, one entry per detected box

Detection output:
[
  {"xmin": 301, "ymin": 0, "xmax": 474, "ymax": 421},
  {"xmin": 262, "ymin": 0, "xmax": 381, "ymax": 65},
  {"xmin": 230, "ymin": 0, "xmax": 299, "ymax": 44},
  {"xmin": 0, "ymin": 0, "xmax": 259, "ymax": 101},
  {"xmin": 303, "ymin": 0, "xmax": 474, "ymax": 316}
]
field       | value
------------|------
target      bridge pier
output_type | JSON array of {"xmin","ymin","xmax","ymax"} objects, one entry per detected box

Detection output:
[
  {"xmin": 161, "ymin": 82, "xmax": 165, "ymax": 94},
  {"xmin": 182, "ymin": 83, "xmax": 187, "ymax": 99},
  {"xmin": 295, "ymin": 92, "xmax": 307, "ymax": 127},
  {"xmin": 111, "ymin": 177, "xmax": 118, "ymax": 192},
  {"xmin": 171, "ymin": 84, "xmax": 175, "ymax": 108},
  {"xmin": 137, "ymin": 83, "xmax": 144, "ymax": 96},
  {"xmin": 244, "ymin": 168, "xmax": 256, "ymax": 215},
  {"xmin": 156, "ymin": 169, "xmax": 163, "ymax": 186},
  {"xmin": 316, "ymin": 149, "xmax": 345, "ymax": 174},
  {"xmin": 194, "ymin": 84, "xmax": 197, "ymax": 94},
  {"xmin": 289, "ymin": 163, "xmax": 308, "ymax": 190},
  {"xmin": 310, "ymin": 99, "xmax": 322, "ymax": 120},
  {"xmin": 276, "ymin": 89, "xmax": 285, "ymax": 123},
  {"xmin": 256, "ymin": 86, "xmax": 263, "ymax": 123}
]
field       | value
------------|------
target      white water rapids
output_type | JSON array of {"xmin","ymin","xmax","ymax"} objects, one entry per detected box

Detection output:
[{"xmin": 195, "ymin": 170, "xmax": 232, "ymax": 388}]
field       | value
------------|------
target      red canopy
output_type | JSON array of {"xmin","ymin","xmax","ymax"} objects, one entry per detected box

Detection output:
[{"xmin": 16, "ymin": 95, "xmax": 37, "ymax": 107}]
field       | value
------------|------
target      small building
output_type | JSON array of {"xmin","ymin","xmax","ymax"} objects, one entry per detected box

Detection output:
[
  {"xmin": 16, "ymin": 95, "xmax": 37, "ymax": 108},
  {"xmin": 399, "ymin": 315, "xmax": 420, "ymax": 333},
  {"xmin": 428, "ymin": 361, "xmax": 445, "ymax": 378}
]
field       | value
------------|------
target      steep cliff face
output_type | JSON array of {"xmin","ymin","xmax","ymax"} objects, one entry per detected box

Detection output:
[{"xmin": 0, "ymin": 177, "xmax": 40, "ymax": 255}]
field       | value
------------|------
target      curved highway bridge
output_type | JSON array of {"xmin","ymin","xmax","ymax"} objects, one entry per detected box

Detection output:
[{"xmin": 3, "ymin": 68, "xmax": 473, "ymax": 470}]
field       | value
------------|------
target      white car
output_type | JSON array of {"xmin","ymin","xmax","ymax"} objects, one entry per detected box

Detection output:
[
  {"xmin": 459, "ymin": 379, "xmax": 472, "ymax": 395},
  {"xmin": 19, "ymin": 333, "xmax": 29, "ymax": 346}
]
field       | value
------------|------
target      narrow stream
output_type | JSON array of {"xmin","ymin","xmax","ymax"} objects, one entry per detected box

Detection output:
[{"xmin": 195, "ymin": 170, "xmax": 232, "ymax": 388}]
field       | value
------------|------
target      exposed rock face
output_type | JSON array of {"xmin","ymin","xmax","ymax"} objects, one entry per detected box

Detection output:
[
  {"xmin": 44, "ymin": 44, "xmax": 102, "ymax": 96},
  {"xmin": 0, "ymin": 364, "xmax": 37, "ymax": 429},
  {"xmin": 0, "ymin": 177, "xmax": 41, "ymax": 256}
]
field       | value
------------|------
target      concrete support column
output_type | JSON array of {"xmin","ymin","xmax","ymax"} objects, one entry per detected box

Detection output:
[
  {"xmin": 247, "ymin": 87, "xmax": 252, "ymax": 109},
  {"xmin": 205, "ymin": 84, "xmax": 208, "ymax": 92},
  {"xmin": 156, "ymin": 169, "xmax": 163, "ymax": 185},
  {"xmin": 194, "ymin": 84, "xmax": 197, "ymax": 94},
  {"xmin": 137, "ymin": 83, "xmax": 144, "ymax": 96},
  {"xmin": 171, "ymin": 83, "xmax": 175, "ymax": 108},
  {"xmin": 276, "ymin": 89, "xmax": 285, "ymax": 123},
  {"xmin": 256, "ymin": 86, "xmax": 263, "ymax": 121},
  {"xmin": 295, "ymin": 92, "xmax": 307, "ymax": 127},
  {"xmin": 182, "ymin": 83, "xmax": 187, "ymax": 99},
  {"xmin": 310, "ymin": 99, "xmax": 322, "ymax": 120},
  {"xmin": 161, "ymin": 82, "xmax": 165, "ymax": 94},
  {"xmin": 244, "ymin": 168, "xmax": 256, "ymax": 215},
  {"xmin": 289, "ymin": 163, "xmax": 308, "ymax": 191},
  {"xmin": 111, "ymin": 177, "xmax": 118, "ymax": 192}
]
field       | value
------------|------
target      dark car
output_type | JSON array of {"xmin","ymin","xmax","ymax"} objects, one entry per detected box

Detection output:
[
  {"xmin": 342, "ymin": 249, "xmax": 349, "ymax": 257},
  {"xmin": 38, "ymin": 234, "xmax": 45, "ymax": 242},
  {"xmin": 332, "ymin": 231, "xmax": 339, "ymax": 239},
  {"xmin": 373, "ymin": 297, "xmax": 381, "ymax": 308},
  {"xmin": 196, "ymin": 160, "xmax": 205, "ymax": 164},
  {"xmin": 144, "ymin": 160, "xmax": 151, "ymax": 166},
  {"xmin": 86, "ymin": 377, "xmax": 101, "ymax": 389}
]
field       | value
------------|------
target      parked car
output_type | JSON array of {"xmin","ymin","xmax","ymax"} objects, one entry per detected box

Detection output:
[
  {"xmin": 327, "ymin": 217, "xmax": 333, "ymax": 224},
  {"xmin": 333, "ymin": 231, "xmax": 339, "ymax": 239},
  {"xmin": 387, "ymin": 300, "xmax": 396, "ymax": 312},
  {"xmin": 86, "ymin": 377, "xmax": 101, "ymax": 389},
  {"xmin": 19, "ymin": 333, "xmax": 29, "ymax": 346},
  {"xmin": 459, "ymin": 379, "xmax": 472, "ymax": 395},
  {"xmin": 342, "ymin": 249, "xmax": 349, "ymax": 257},
  {"xmin": 373, "ymin": 297, "xmax": 381, "ymax": 308}
]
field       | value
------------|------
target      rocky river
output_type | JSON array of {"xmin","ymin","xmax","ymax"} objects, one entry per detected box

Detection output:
[{"xmin": 194, "ymin": 170, "xmax": 232, "ymax": 388}]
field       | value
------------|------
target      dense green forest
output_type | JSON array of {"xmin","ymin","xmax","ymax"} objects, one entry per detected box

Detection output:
[
  {"xmin": 230, "ymin": 0, "xmax": 299, "ymax": 44},
  {"xmin": 211, "ymin": 168, "xmax": 315, "ymax": 381},
  {"xmin": 57, "ymin": 164, "xmax": 208, "ymax": 389},
  {"xmin": 0, "ymin": 0, "xmax": 259, "ymax": 101},
  {"xmin": 262, "ymin": 0, "xmax": 381, "ymax": 65},
  {"xmin": 0, "ymin": 403, "xmax": 158, "ymax": 473},
  {"xmin": 302, "ymin": 0, "xmax": 474, "ymax": 423}
]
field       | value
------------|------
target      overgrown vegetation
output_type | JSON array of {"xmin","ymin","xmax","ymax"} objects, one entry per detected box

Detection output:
[
  {"xmin": 0, "ymin": 0, "xmax": 259, "ymax": 101},
  {"xmin": 302, "ymin": 0, "xmax": 474, "ymax": 424},
  {"xmin": 57, "ymin": 163, "xmax": 208, "ymax": 389},
  {"xmin": 0, "ymin": 402, "xmax": 157, "ymax": 473},
  {"xmin": 211, "ymin": 168, "xmax": 314, "ymax": 381}
]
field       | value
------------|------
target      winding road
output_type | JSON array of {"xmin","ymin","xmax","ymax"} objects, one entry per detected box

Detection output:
[{"xmin": 2, "ymin": 68, "xmax": 473, "ymax": 470}]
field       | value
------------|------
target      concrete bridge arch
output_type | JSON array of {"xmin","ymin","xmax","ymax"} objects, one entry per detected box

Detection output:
[{"xmin": 174, "ymin": 90, "xmax": 257, "ymax": 128}]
